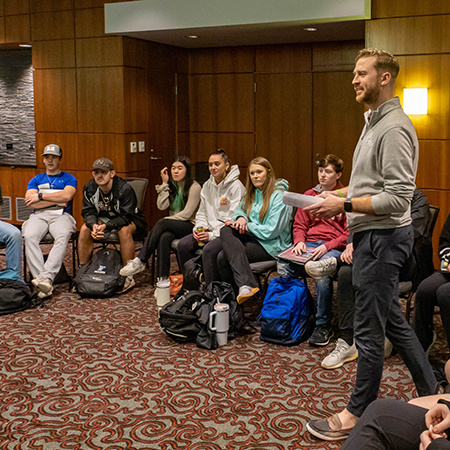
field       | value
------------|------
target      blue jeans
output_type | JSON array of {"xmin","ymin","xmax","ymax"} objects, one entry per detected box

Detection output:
[
  {"xmin": 278, "ymin": 240, "xmax": 341, "ymax": 326},
  {"xmin": 348, "ymin": 226, "xmax": 437, "ymax": 417},
  {"xmin": 0, "ymin": 220, "xmax": 22, "ymax": 277}
]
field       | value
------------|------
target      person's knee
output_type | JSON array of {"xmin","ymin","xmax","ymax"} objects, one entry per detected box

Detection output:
[
  {"xmin": 436, "ymin": 284, "xmax": 450, "ymax": 308},
  {"xmin": 79, "ymin": 224, "xmax": 93, "ymax": 243},
  {"xmin": 118, "ymin": 224, "xmax": 134, "ymax": 240},
  {"xmin": 22, "ymin": 219, "xmax": 41, "ymax": 240},
  {"xmin": 220, "ymin": 225, "xmax": 233, "ymax": 239},
  {"xmin": 362, "ymin": 399, "xmax": 400, "ymax": 421},
  {"xmin": 7, "ymin": 227, "xmax": 22, "ymax": 245}
]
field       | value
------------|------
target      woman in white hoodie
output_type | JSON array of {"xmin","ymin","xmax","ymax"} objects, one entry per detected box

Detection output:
[{"xmin": 177, "ymin": 149, "xmax": 246, "ymax": 292}]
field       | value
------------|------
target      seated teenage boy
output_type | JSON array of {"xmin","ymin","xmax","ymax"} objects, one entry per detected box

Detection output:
[
  {"xmin": 278, "ymin": 154, "xmax": 349, "ymax": 346},
  {"xmin": 22, "ymin": 144, "xmax": 77, "ymax": 298},
  {"xmin": 78, "ymin": 158, "xmax": 147, "ymax": 291}
]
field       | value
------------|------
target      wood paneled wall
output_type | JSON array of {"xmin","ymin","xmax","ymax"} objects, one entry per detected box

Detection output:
[
  {"xmin": 370, "ymin": 0, "xmax": 450, "ymax": 266},
  {"xmin": 183, "ymin": 41, "xmax": 364, "ymax": 194},
  {"xmin": 1, "ymin": 0, "xmax": 180, "ymax": 227}
]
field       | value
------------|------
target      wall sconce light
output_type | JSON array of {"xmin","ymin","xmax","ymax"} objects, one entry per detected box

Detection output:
[{"xmin": 403, "ymin": 88, "xmax": 428, "ymax": 115}]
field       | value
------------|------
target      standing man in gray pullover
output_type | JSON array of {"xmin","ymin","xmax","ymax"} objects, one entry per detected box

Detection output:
[{"xmin": 304, "ymin": 48, "xmax": 437, "ymax": 443}]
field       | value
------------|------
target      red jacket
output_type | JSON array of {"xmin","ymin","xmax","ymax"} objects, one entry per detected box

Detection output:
[{"xmin": 292, "ymin": 181, "xmax": 349, "ymax": 251}]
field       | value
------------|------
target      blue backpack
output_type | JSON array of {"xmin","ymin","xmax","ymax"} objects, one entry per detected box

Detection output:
[{"xmin": 260, "ymin": 277, "xmax": 314, "ymax": 346}]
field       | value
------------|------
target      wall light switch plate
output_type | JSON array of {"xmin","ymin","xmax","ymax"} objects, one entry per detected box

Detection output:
[
  {"xmin": 130, "ymin": 142, "xmax": 137, "ymax": 153},
  {"xmin": 138, "ymin": 141, "xmax": 145, "ymax": 152}
]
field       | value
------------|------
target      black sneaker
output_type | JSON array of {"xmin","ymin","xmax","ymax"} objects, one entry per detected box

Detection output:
[{"xmin": 309, "ymin": 325, "xmax": 334, "ymax": 347}]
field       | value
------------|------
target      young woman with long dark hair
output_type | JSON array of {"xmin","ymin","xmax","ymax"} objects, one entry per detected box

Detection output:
[{"xmin": 120, "ymin": 156, "xmax": 201, "ymax": 280}]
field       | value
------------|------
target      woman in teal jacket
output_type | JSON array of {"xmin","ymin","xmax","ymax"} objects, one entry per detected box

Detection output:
[{"xmin": 218, "ymin": 156, "xmax": 293, "ymax": 303}]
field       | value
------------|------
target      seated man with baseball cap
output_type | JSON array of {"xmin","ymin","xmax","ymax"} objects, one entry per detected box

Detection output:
[
  {"xmin": 23, "ymin": 144, "xmax": 77, "ymax": 298},
  {"xmin": 78, "ymin": 158, "xmax": 147, "ymax": 292}
]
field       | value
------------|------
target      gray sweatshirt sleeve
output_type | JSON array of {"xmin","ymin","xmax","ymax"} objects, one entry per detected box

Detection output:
[{"xmin": 370, "ymin": 127, "xmax": 417, "ymax": 215}]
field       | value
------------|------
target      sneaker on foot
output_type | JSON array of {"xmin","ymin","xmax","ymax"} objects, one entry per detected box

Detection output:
[
  {"xmin": 321, "ymin": 338, "xmax": 358, "ymax": 369},
  {"xmin": 37, "ymin": 288, "xmax": 53, "ymax": 299},
  {"xmin": 120, "ymin": 257, "xmax": 146, "ymax": 276},
  {"xmin": 119, "ymin": 276, "xmax": 135, "ymax": 294},
  {"xmin": 309, "ymin": 324, "xmax": 334, "ymax": 347},
  {"xmin": 384, "ymin": 337, "xmax": 393, "ymax": 359},
  {"xmin": 32, "ymin": 276, "xmax": 53, "ymax": 294},
  {"xmin": 237, "ymin": 285, "xmax": 259, "ymax": 304},
  {"xmin": 305, "ymin": 257, "xmax": 338, "ymax": 279},
  {"xmin": 306, "ymin": 414, "xmax": 353, "ymax": 441}
]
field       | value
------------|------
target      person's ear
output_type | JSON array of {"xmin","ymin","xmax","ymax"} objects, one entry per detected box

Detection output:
[
  {"xmin": 110, "ymin": 170, "xmax": 116, "ymax": 177},
  {"xmin": 336, "ymin": 171, "xmax": 342, "ymax": 180},
  {"xmin": 380, "ymin": 71, "xmax": 391, "ymax": 87}
]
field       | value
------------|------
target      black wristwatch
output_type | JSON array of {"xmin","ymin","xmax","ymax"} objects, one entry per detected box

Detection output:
[
  {"xmin": 38, "ymin": 192, "xmax": 43, "ymax": 201},
  {"xmin": 344, "ymin": 198, "xmax": 353, "ymax": 213}
]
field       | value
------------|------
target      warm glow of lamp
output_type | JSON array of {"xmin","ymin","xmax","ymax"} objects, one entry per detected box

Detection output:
[{"xmin": 403, "ymin": 88, "xmax": 428, "ymax": 115}]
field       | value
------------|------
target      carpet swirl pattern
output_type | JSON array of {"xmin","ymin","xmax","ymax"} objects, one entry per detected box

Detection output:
[{"xmin": 0, "ymin": 268, "xmax": 447, "ymax": 449}]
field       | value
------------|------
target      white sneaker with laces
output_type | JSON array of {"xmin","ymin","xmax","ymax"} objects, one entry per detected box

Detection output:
[
  {"xmin": 32, "ymin": 276, "xmax": 53, "ymax": 294},
  {"xmin": 120, "ymin": 257, "xmax": 146, "ymax": 276},
  {"xmin": 321, "ymin": 338, "xmax": 358, "ymax": 369},
  {"xmin": 305, "ymin": 257, "xmax": 338, "ymax": 279}
]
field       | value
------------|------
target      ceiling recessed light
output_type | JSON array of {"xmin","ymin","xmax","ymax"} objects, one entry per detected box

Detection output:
[
  {"xmin": 186, "ymin": 35, "xmax": 200, "ymax": 39},
  {"xmin": 303, "ymin": 27, "xmax": 318, "ymax": 32},
  {"xmin": 19, "ymin": 44, "xmax": 32, "ymax": 47}
]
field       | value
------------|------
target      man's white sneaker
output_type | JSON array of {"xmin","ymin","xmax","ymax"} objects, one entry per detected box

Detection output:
[
  {"xmin": 305, "ymin": 257, "xmax": 338, "ymax": 279},
  {"xmin": 120, "ymin": 257, "xmax": 146, "ymax": 276},
  {"xmin": 321, "ymin": 338, "xmax": 358, "ymax": 369},
  {"xmin": 32, "ymin": 277, "xmax": 53, "ymax": 294}
]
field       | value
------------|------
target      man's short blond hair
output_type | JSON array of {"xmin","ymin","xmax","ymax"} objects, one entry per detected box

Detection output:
[{"xmin": 356, "ymin": 48, "xmax": 400, "ymax": 81}]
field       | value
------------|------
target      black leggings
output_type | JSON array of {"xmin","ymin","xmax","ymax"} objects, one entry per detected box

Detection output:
[
  {"xmin": 218, "ymin": 226, "xmax": 272, "ymax": 292},
  {"xmin": 138, "ymin": 218, "xmax": 193, "ymax": 278},
  {"xmin": 414, "ymin": 271, "xmax": 450, "ymax": 352}
]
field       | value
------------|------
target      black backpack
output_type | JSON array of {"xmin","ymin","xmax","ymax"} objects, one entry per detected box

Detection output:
[
  {"xmin": 0, "ymin": 268, "xmax": 39, "ymax": 315},
  {"xmin": 195, "ymin": 281, "xmax": 245, "ymax": 350},
  {"xmin": 182, "ymin": 254, "xmax": 203, "ymax": 291},
  {"xmin": 159, "ymin": 281, "xmax": 245, "ymax": 348},
  {"xmin": 159, "ymin": 290, "xmax": 205, "ymax": 342},
  {"xmin": 73, "ymin": 248, "xmax": 125, "ymax": 298}
]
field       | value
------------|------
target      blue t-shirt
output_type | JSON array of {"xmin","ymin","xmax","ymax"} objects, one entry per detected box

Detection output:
[{"xmin": 27, "ymin": 171, "xmax": 77, "ymax": 215}]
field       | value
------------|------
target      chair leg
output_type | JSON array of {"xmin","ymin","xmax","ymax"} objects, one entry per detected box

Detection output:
[
  {"xmin": 151, "ymin": 252, "xmax": 156, "ymax": 286},
  {"xmin": 69, "ymin": 236, "xmax": 78, "ymax": 291},
  {"xmin": 23, "ymin": 242, "xmax": 29, "ymax": 283},
  {"xmin": 406, "ymin": 292, "xmax": 415, "ymax": 323}
]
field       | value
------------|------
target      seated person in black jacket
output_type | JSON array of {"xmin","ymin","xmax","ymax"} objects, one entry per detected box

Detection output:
[
  {"xmin": 78, "ymin": 158, "xmax": 147, "ymax": 290},
  {"xmin": 414, "ymin": 212, "xmax": 450, "ymax": 353}
]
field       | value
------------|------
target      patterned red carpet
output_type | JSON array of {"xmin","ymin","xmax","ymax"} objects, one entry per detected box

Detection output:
[{"xmin": 0, "ymin": 258, "xmax": 447, "ymax": 449}]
